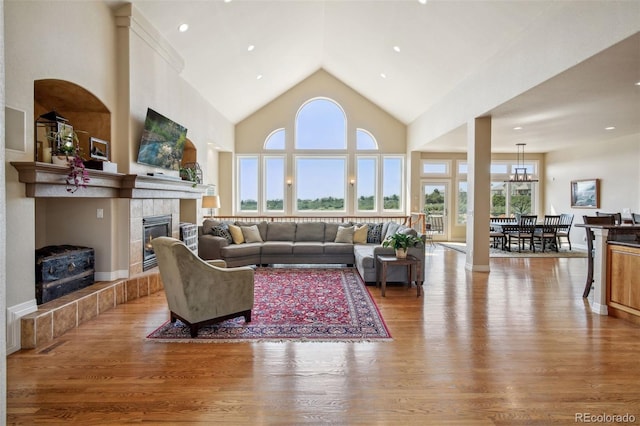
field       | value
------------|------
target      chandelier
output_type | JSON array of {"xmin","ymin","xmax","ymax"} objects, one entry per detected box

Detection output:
[{"xmin": 507, "ymin": 143, "xmax": 538, "ymax": 183}]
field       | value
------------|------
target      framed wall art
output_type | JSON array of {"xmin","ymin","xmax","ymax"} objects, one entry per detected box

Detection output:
[{"xmin": 571, "ymin": 179, "xmax": 600, "ymax": 208}]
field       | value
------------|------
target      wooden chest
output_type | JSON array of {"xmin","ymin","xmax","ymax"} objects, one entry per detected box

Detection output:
[{"xmin": 35, "ymin": 245, "xmax": 95, "ymax": 305}]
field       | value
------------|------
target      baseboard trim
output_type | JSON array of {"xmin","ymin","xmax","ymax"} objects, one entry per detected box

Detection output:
[
  {"xmin": 95, "ymin": 270, "xmax": 129, "ymax": 282},
  {"xmin": 465, "ymin": 262, "xmax": 490, "ymax": 272},
  {"xmin": 6, "ymin": 299, "xmax": 38, "ymax": 355}
]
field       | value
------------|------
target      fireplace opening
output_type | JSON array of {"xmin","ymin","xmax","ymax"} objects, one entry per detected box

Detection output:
[{"xmin": 143, "ymin": 215, "xmax": 171, "ymax": 271}]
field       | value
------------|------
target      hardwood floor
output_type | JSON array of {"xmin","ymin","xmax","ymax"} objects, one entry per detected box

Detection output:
[{"xmin": 7, "ymin": 246, "xmax": 640, "ymax": 425}]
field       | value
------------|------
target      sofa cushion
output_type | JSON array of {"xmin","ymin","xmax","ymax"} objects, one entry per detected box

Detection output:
[
  {"xmin": 210, "ymin": 224, "xmax": 233, "ymax": 244},
  {"xmin": 236, "ymin": 221, "xmax": 268, "ymax": 241},
  {"xmin": 383, "ymin": 222, "xmax": 401, "ymax": 241},
  {"xmin": 202, "ymin": 219, "xmax": 222, "ymax": 235},
  {"xmin": 261, "ymin": 241, "xmax": 293, "ymax": 254},
  {"xmin": 324, "ymin": 242, "xmax": 355, "ymax": 254},
  {"xmin": 353, "ymin": 224, "xmax": 368, "ymax": 244},
  {"xmin": 295, "ymin": 222, "xmax": 325, "ymax": 241},
  {"xmin": 353, "ymin": 244, "xmax": 376, "ymax": 269},
  {"xmin": 292, "ymin": 242, "xmax": 324, "ymax": 255},
  {"xmin": 241, "ymin": 225, "xmax": 264, "ymax": 243},
  {"xmin": 325, "ymin": 222, "xmax": 352, "ymax": 242},
  {"xmin": 228, "ymin": 224, "xmax": 245, "ymax": 244},
  {"xmin": 220, "ymin": 242, "xmax": 261, "ymax": 257},
  {"xmin": 266, "ymin": 222, "xmax": 297, "ymax": 241},
  {"xmin": 335, "ymin": 226, "xmax": 355, "ymax": 243},
  {"xmin": 366, "ymin": 223, "xmax": 384, "ymax": 243},
  {"xmin": 398, "ymin": 226, "xmax": 418, "ymax": 238}
]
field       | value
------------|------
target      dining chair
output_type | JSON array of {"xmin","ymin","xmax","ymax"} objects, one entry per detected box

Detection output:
[
  {"xmin": 596, "ymin": 211, "xmax": 622, "ymax": 225},
  {"xmin": 426, "ymin": 215, "xmax": 444, "ymax": 242},
  {"xmin": 534, "ymin": 215, "xmax": 561, "ymax": 252},
  {"xmin": 506, "ymin": 215, "xmax": 538, "ymax": 252},
  {"xmin": 556, "ymin": 213, "xmax": 574, "ymax": 250},
  {"xmin": 631, "ymin": 213, "xmax": 640, "ymax": 225},
  {"xmin": 582, "ymin": 215, "xmax": 615, "ymax": 298}
]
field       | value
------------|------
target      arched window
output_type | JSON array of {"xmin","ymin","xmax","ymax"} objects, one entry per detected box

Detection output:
[
  {"xmin": 295, "ymin": 98, "xmax": 346, "ymax": 150},
  {"xmin": 264, "ymin": 128, "xmax": 285, "ymax": 150},
  {"xmin": 356, "ymin": 128, "xmax": 378, "ymax": 150}
]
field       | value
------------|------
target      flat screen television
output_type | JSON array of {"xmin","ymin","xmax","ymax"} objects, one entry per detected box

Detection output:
[{"xmin": 136, "ymin": 108, "xmax": 188, "ymax": 171}]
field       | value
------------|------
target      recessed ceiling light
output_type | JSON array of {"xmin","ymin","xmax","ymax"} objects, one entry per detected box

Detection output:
[
  {"xmin": 380, "ymin": 73, "xmax": 387, "ymax": 79},
  {"xmin": 178, "ymin": 23, "xmax": 189, "ymax": 32},
  {"xmin": 513, "ymin": 126, "xmax": 523, "ymax": 130},
  {"xmin": 418, "ymin": 0, "xmax": 427, "ymax": 4},
  {"xmin": 635, "ymin": 81, "xmax": 640, "ymax": 86},
  {"xmin": 605, "ymin": 126, "xmax": 616, "ymax": 130},
  {"xmin": 224, "ymin": 0, "xmax": 232, "ymax": 3},
  {"xmin": 256, "ymin": 74, "xmax": 263, "ymax": 80},
  {"xmin": 247, "ymin": 44, "xmax": 255, "ymax": 52},
  {"xmin": 393, "ymin": 46, "xmax": 401, "ymax": 53}
]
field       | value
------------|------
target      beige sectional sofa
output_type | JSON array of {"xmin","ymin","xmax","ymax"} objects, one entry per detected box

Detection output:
[{"xmin": 198, "ymin": 219, "xmax": 425, "ymax": 283}]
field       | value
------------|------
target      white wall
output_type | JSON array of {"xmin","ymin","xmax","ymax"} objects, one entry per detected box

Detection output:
[
  {"xmin": 545, "ymin": 135, "xmax": 640, "ymax": 248},
  {"xmin": 3, "ymin": 1, "xmax": 233, "ymax": 352}
]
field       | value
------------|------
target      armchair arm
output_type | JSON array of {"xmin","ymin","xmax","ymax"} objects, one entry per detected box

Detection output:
[{"xmin": 206, "ymin": 259, "xmax": 227, "ymax": 268}]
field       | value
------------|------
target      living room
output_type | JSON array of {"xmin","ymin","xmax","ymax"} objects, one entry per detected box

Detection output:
[{"xmin": 1, "ymin": 1, "xmax": 640, "ymax": 421}]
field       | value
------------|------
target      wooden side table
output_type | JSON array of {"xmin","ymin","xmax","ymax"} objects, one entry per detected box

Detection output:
[{"xmin": 375, "ymin": 254, "xmax": 423, "ymax": 297}]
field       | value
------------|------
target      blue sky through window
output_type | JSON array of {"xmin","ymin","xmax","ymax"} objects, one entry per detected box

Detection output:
[{"xmin": 296, "ymin": 99, "xmax": 346, "ymax": 150}]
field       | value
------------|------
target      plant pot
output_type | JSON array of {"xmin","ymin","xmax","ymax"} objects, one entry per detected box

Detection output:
[
  {"xmin": 395, "ymin": 248, "xmax": 408, "ymax": 259},
  {"xmin": 52, "ymin": 155, "xmax": 72, "ymax": 166}
]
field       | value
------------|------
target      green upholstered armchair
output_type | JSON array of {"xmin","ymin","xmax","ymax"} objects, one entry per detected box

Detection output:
[{"xmin": 151, "ymin": 237, "xmax": 254, "ymax": 337}]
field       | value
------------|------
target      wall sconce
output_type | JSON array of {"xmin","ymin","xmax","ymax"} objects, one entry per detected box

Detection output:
[
  {"xmin": 287, "ymin": 179, "xmax": 292, "ymax": 187},
  {"xmin": 350, "ymin": 178, "xmax": 356, "ymax": 186}
]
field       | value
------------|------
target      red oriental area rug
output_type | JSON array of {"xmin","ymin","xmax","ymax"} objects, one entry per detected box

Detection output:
[{"xmin": 146, "ymin": 267, "xmax": 391, "ymax": 342}]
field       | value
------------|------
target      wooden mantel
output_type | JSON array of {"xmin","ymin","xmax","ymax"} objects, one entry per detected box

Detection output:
[{"xmin": 11, "ymin": 162, "xmax": 206, "ymax": 199}]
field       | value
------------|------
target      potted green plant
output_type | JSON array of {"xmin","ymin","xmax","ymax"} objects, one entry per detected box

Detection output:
[{"xmin": 382, "ymin": 232, "xmax": 423, "ymax": 258}]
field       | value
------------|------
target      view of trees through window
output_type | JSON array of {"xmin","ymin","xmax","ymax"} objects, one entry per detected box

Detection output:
[{"xmin": 238, "ymin": 98, "xmax": 404, "ymax": 213}]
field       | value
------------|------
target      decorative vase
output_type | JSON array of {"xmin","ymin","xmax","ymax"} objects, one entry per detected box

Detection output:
[{"xmin": 395, "ymin": 248, "xmax": 408, "ymax": 259}]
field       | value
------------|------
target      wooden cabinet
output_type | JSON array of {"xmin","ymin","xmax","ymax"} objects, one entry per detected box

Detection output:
[{"xmin": 607, "ymin": 243, "xmax": 640, "ymax": 324}]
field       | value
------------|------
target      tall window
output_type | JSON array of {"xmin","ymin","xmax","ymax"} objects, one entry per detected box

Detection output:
[
  {"xmin": 264, "ymin": 156, "xmax": 285, "ymax": 212},
  {"xmin": 237, "ymin": 156, "xmax": 259, "ymax": 211},
  {"xmin": 457, "ymin": 161, "xmax": 538, "ymax": 220},
  {"xmin": 296, "ymin": 98, "xmax": 346, "ymax": 150},
  {"xmin": 356, "ymin": 156, "xmax": 377, "ymax": 211},
  {"xmin": 383, "ymin": 157, "xmax": 403, "ymax": 211},
  {"xmin": 295, "ymin": 157, "xmax": 346, "ymax": 211}
]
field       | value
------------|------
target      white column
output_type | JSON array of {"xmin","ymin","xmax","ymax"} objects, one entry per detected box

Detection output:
[
  {"xmin": 590, "ymin": 228, "xmax": 610, "ymax": 315},
  {"xmin": 465, "ymin": 117, "xmax": 491, "ymax": 272}
]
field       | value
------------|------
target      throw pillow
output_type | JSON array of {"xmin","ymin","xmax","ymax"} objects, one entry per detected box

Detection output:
[
  {"xmin": 366, "ymin": 223, "xmax": 384, "ymax": 244},
  {"xmin": 384, "ymin": 222, "xmax": 401, "ymax": 241},
  {"xmin": 228, "ymin": 224, "xmax": 245, "ymax": 244},
  {"xmin": 334, "ymin": 225, "xmax": 355, "ymax": 243},
  {"xmin": 353, "ymin": 224, "xmax": 369, "ymax": 244},
  {"xmin": 241, "ymin": 225, "xmax": 264, "ymax": 243},
  {"xmin": 210, "ymin": 225, "xmax": 233, "ymax": 244}
]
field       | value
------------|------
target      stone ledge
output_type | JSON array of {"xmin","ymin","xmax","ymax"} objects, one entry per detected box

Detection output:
[{"xmin": 21, "ymin": 271, "xmax": 163, "ymax": 349}]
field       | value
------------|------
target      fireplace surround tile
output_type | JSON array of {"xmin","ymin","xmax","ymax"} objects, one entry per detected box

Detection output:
[
  {"xmin": 78, "ymin": 294, "xmax": 98, "ymax": 324},
  {"xmin": 21, "ymin": 272, "xmax": 163, "ymax": 349},
  {"xmin": 53, "ymin": 304, "xmax": 77, "ymax": 338}
]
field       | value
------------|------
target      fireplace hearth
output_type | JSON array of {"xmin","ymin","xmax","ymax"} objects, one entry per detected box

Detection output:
[{"xmin": 143, "ymin": 215, "xmax": 172, "ymax": 271}]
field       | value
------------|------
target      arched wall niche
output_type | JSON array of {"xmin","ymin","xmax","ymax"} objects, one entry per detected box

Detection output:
[
  {"xmin": 181, "ymin": 138, "xmax": 197, "ymax": 165},
  {"xmin": 34, "ymin": 79, "xmax": 111, "ymax": 160}
]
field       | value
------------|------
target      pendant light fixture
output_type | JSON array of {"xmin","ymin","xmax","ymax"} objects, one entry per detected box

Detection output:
[{"xmin": 507, "ymin": 143, "xmax": 538, "ymax": 183}]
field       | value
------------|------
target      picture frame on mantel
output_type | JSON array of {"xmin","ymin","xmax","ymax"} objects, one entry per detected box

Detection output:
[{"xmin": 571, "ymin": 179, "xmax": 600, "ymax": 208}]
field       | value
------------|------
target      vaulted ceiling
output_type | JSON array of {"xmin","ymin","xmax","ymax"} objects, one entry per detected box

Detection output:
[{"xmin": 126, "ymin": 0, "xmax": 640, "ymax": 153}]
